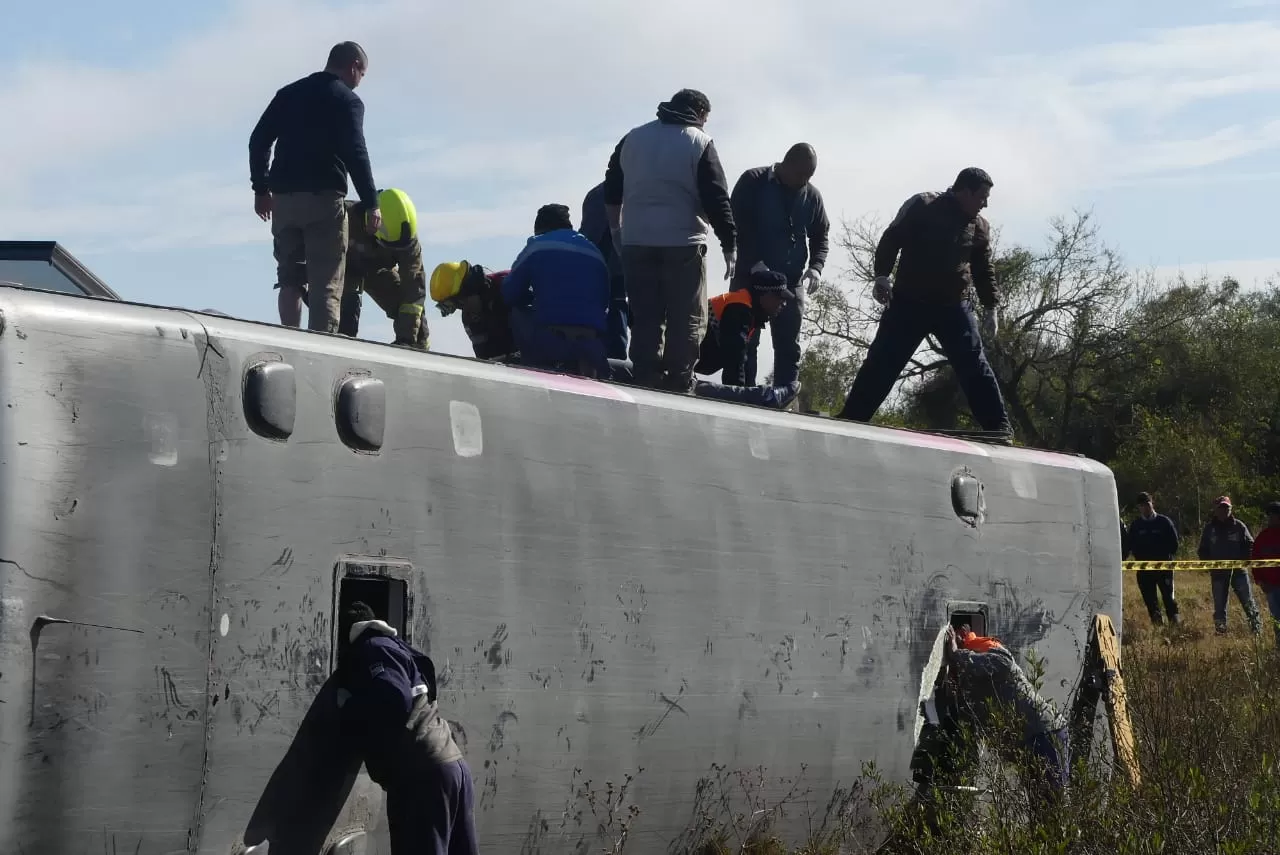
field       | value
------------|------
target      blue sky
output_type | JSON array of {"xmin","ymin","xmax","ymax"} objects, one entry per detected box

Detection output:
[{"xmin": 5, "ymin": 0, "xmax": 1280, "ymax": 357}]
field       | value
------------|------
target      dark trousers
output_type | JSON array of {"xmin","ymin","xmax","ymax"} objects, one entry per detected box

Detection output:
[
  {"xmin": 509, "ymin": 306, "xmax": 610, "ymax": 378},
  {"xmin": 838, "ymin": 298, "xmax": 1011, "ymax": 433},
  {"xmin": 606, "ymin": 275, "xmax": 631, "ymax": 361},
  {"xmin": 385, "ymin": 758, "xmax": 478, "ymax": 855},
  {"xmin": 622, "ymin": 244, "xmax": 708, "ymax": 392},
  {"xmin": 1135, "ymin": 570, "xmax": 1179, "ymax": 623},
  {"xmin": 743, "ymin": 290, "xmax": 803, "ymax": 386}
]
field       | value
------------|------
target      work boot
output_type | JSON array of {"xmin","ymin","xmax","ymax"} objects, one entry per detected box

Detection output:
[
  {"xmin": 1215, "ymin": 622, "xmax": 1228, "ymax": 636},
  {"xmin": 1169, "ymin": 613, "xmax": 1181, "ymax": 626},
  {"xmin": 1148, "ymin": 612, "xmax": 1164, "ymax": 627}
]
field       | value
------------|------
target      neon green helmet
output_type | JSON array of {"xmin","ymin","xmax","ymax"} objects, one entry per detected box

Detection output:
[{"xmin": 374, "ymin": 188, "xmax": 418, "ymax": 247}]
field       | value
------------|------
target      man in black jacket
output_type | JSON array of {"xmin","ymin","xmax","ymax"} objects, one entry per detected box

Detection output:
[
  {"xmin": 836, "ymin": 168, "xmax": 1011, "ymax": 439},
  {"xmin": 250, "ymin": 41, "xmax": 381, "ymax": 335},
  {"xmin": 1126, "ymin": 491, "xmax": 1181, "ymax": 625},
  {"xmin": 729, "ymin": 144, "xmax": 830, "ymax": 388}
]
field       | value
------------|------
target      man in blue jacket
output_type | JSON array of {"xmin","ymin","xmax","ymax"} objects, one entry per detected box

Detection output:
[
  {"xmin": 337, "ymin": 601, "xmax": 477, "ymax": 855},
  {"xmin": 729, "ymin": 144, "xmax": 830, "ymax": 387},
  {"xmin": 502, "ymin": 204, "xmax": 611, "ymax": 378},
  {"xmin": 1126, "ymin": 491, "xmax": 1182, "ymax": 625}
]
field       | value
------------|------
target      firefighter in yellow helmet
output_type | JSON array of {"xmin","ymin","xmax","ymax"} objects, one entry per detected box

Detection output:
[
  {"xmin": 429, "ymin": 260, "xmax": 518, "ymax": 361},
  {"xmin": 337, "ymin": 188, "xmax": 430, "ymax": 349}
]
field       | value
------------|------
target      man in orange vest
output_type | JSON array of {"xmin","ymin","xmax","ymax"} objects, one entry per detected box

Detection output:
[{"xmin": 693, "ymin": 267, "xmax": 800, "ymax": 408}]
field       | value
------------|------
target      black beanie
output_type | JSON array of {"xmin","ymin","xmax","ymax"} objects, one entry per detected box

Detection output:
[{"xmin": 749, "ymin": 269, "xmax": 791, "ymax": 296}]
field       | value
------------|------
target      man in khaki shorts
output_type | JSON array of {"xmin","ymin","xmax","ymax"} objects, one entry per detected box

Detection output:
[{"xmin": 249, "ymin": 41, "xmax": 382, "ymax": 334}]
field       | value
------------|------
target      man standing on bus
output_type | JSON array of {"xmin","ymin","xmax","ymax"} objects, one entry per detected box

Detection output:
[
  {"xmin": 728, "ymin": 143, "xmax": 830, "ymax": 388},
  {"xmin": 250, "ymin": 41, "xmax": 381, "ymax": 334},
  {"xmin": 836, "ymin": 168, "xmax": 1012, "ymax": 441},
  {"xmin": 337, "ymin": 601, "xmax": 478, "ymax": 855},
  {"xmin": 604, "ymin": 88, "xmax": 737, "ymax": 393}
]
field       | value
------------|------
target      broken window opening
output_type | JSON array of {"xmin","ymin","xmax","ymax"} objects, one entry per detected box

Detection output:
[
  {"xmin": 949, "ymin": 602, "xmax": 989, "ymax": 637},
  {"xmin": 337, "ymin": 575, "xmax": 408, "ymax": 638}
]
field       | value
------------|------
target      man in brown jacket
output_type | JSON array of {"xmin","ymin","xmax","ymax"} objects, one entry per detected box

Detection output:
[{"xmin": 836, "ymin": 167, "xmax": 1011, "ymax": 439}]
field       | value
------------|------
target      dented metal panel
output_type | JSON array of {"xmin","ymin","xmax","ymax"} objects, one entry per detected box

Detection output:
[{"xmin": 0, "ymin": 286, "xmax": 1123, "ymax": 854}]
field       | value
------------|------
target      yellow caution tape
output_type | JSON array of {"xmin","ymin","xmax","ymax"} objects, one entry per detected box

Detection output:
[{"xmin": 1123, "ymin": 560, "xmax": 1272, "ymax": 572}]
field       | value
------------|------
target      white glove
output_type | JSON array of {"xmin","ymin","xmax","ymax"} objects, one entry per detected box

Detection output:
[
  {"xmin": 724, "ymin": 250, "xmax": 737, "ymax": 281},
  {"xmin": 981, "ymin": 308, "xmax": 999, "ymax": 340},
  {"xmin": 799, "ymin": 268, "xmax": 821, "ymax": 295},
  {"xmin": 872, "ymin": 275, "xmax": 892, "ymax": 305}
]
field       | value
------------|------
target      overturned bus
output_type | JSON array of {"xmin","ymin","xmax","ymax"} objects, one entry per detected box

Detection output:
[{"xmin": 0, "ymin": 246, "xmax": 1123, "ymax": 854}]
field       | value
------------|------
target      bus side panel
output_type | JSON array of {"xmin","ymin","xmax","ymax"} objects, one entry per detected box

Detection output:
[
  {"xmin": 186, "ymin": 323, "xmax": 1115, "ymax": 853},
  {"xmin": 0, "ymin": 295, "xmax": 214, "ymax": 854}
]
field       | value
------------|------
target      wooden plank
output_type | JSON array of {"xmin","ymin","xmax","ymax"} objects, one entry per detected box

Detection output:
[{"xmin": 1095, "ymin": 614, "xmax": 1141, "ymax": 788}]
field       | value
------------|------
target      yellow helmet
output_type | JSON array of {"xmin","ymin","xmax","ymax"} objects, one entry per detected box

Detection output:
[
  {"xmin": 374, "ymin": 188, "xmax": 418, "ymax": 246},
  {"xmin": 430, "ymin": 261, "xmax": 471, "ymax": 303}
]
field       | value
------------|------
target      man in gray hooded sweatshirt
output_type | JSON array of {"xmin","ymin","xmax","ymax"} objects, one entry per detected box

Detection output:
[
  {"xmin": 603, "ymin": 88, "xmax": 737, "ymax": 393},
  {"xmin": 337, "ymin": 601, "xmax": 477, "ymax": 854}
]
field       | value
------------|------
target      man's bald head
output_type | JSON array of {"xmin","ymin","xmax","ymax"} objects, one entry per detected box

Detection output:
[{"xmin": 777, "ymin": 143, "xmax": 818, "ymax": 190}]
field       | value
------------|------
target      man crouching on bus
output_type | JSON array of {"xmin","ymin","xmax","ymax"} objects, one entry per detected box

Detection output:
[{"xmin": 337, "ymin": 602, "xmax": 478, "ymax": 854}]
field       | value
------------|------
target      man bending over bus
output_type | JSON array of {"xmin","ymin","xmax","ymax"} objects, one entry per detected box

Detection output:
[
  {"xmin": 905, "ymin": 623, "xmax": 1068, "ymax": 838},
  {"xmin": 693, "ymin": 266, "xmax": 801, "ymax": 409},
  {"xmin": 337, "ymin": 601, "xmax": 478, "ymax": 854}
]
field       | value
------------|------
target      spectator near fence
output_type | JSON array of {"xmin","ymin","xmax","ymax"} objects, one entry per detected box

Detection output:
[
  {"xmin": 1198, "ymin": 496, "xmax": 1263, "ymax": 636},
  {"xmin": 1251, "ymin": 501, "xmax": 1280, "ymax": 647},
  {"xmin": 1125, "ymin": 492, "xmax": 1181, "ymax": 625}
]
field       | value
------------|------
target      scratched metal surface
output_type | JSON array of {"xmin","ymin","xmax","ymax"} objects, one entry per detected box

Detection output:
[{"xmin": 0, "ymin": 286, "xmax": 1123, "ymax": 854}]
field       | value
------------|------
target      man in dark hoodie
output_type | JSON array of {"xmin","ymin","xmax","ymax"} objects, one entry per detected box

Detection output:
[
  {"xmin": 1198, "ymin": 496, "xmax": 1262, "ymax": 636},
  {"xmin": 581, "ymin": 181, "xmax": 631, "ymax": 361},
  {"xmin": 1126, "ymin": 491, "xmax": 1181, "ymax": 625},
  {"xmin": 337, "ymin": 602, "xmax": 477, "ymax": 854},
  {"xmin": 604, "ymin": 88, "xmax": 737, "ymax": 393},
  {"xmin": 836, "ymin": 168, "xmax": 1012, "ymax": 442}
]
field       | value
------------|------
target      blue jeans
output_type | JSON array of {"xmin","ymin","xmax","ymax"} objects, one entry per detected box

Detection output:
[
  {"xmin": 605, "ymin": 277, "xmax": 631, "ymax": 362},
  {"xmin": 838, "ymin": 297, "xmax": 1011, "ymax": 433},
  {"xmin": 743, "ymin": 291, "xmax": 803, "ymax": 387},
  {"xmin": 1211, "ymin": 569, "xmax": 1262, "ymax": 632}
]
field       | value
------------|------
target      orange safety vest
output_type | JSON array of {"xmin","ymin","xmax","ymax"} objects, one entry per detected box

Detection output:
[{"xmin": 708, "ymin": 290, "xmax": 756, "ymax": 340}]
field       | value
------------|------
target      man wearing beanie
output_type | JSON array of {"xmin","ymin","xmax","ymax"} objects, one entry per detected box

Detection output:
[
  {"xmin": 1126, "ymin": 491, "xmax": 1181, "ymax": 625},
  {"xmin": 603, "ymin": 88, "xmax": 737, "ymax": 393},
  {"xmin": 501, "ymin": 204, "xmax": 611, "ymax": 378},
  {"xmin": 337, "ymin": 601, "xmax": 477, "ymax": 854},
  {"xmin": 693, "ymin": 267, "xmax": 801, "ymax": 409}
]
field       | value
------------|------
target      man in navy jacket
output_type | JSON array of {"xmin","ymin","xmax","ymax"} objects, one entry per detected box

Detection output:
[
  {"xmin": 729, "ymin": 144, "xmax": 830, "ymax": 387},
  {"xmin": 337, "ymin": 602, "xmax": 477, "ymax": 854},
  {"xmin": 503, "ymin": 204, "xmax": 611, "ymax": 378},
  {"xmin": 1126, "ymin": 491, "xmax": 1181, "ymax": 625}
]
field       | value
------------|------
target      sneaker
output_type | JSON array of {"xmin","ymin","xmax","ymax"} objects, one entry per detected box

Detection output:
[
  {"xmin": 778, "ymin": 381, "xmax": 802, "ymax": 412},
  {"xmin": 1215, "ymin": 624, "xmax": 1228, "ymax": 636}
]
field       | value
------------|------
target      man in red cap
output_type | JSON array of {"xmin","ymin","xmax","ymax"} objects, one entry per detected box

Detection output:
[{"xmin": 1198, "ymin": 496, "xmax": 1262, "ymax": 635}]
